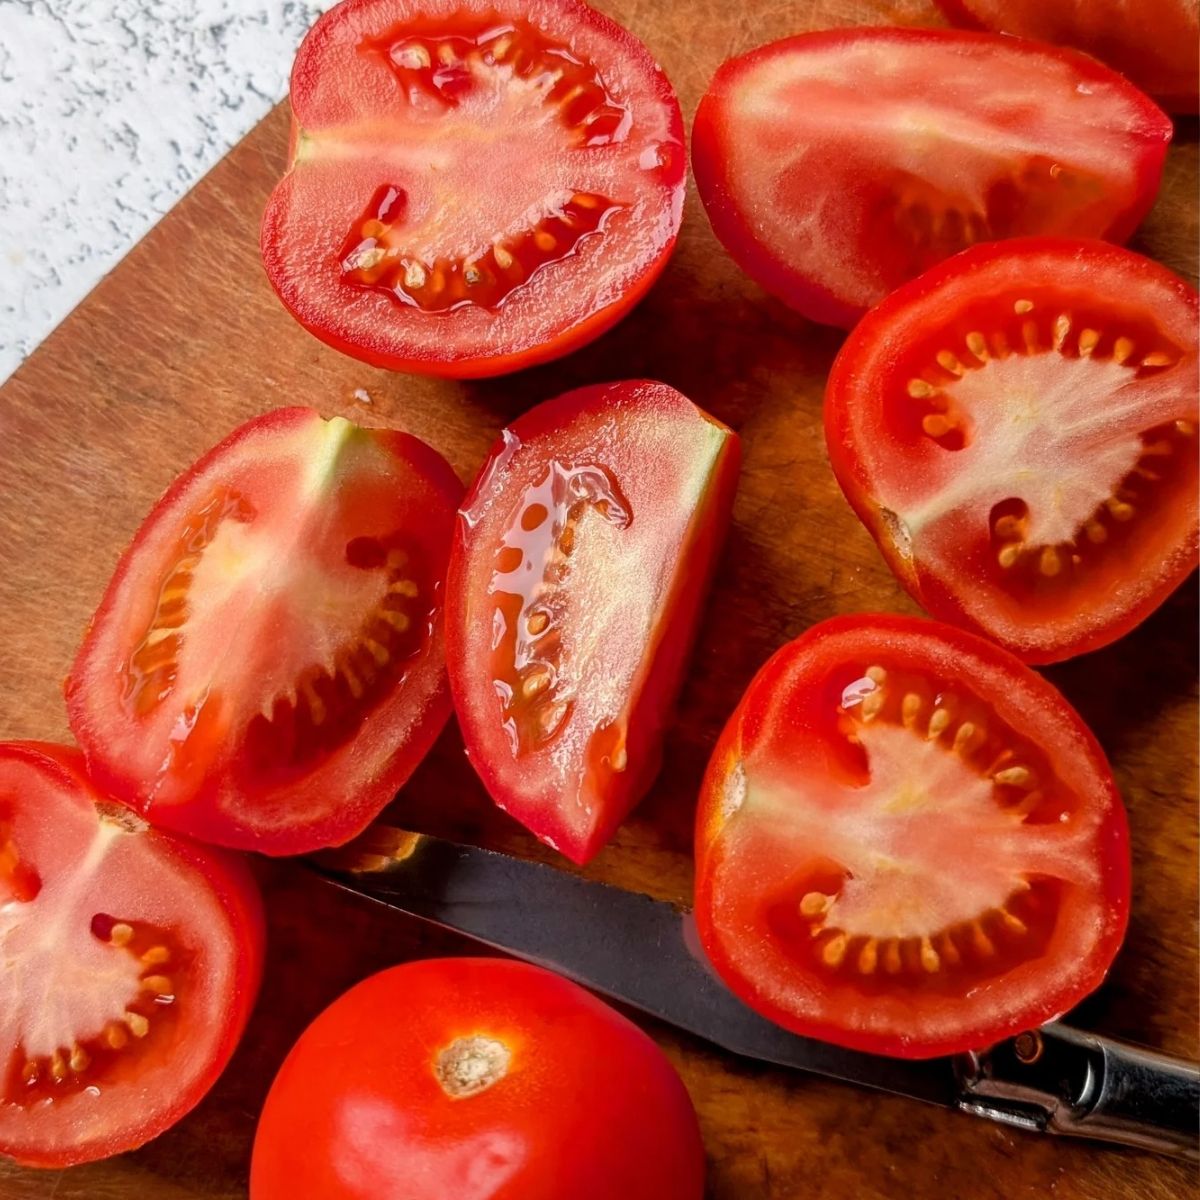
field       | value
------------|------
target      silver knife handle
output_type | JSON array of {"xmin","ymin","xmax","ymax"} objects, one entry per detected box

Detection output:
[{"xmin": 957, "ymin": 1024, "xmax": 1200, "ymax": 1160}]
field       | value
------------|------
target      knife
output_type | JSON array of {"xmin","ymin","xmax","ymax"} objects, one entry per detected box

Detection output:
[{"xmin": 310, "ymin": 825, "xmax": 1199, "ymax": 1161}]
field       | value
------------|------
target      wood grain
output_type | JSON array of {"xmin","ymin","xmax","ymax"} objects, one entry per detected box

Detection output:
[{"xmin": 0, "ymin": 0, "xmax": 1196, "ymax": 1195}]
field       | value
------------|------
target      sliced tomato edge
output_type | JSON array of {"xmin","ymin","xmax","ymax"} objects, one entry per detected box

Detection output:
[
  {"xmin": 694, "ymin": 613, "xmax": 1132, "ymax": 1059},
  {"xmin": 0, "ymin": 742, "xmax": 265, "ymax": 1168}
]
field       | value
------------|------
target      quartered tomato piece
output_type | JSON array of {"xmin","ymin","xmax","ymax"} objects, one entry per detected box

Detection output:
[
  {"xmin": 938, "ymin": 0, "xmax": 1199, "ymax": 114},
  {"xmin": 0, "ymin": 743, "xmax": 263, "ymax": 1166},
  {"xmin": 446, "ymin": 381, "xmax": 740, "ymax": 863},
  {"xmin": 825, "ymin": 238, "xmax": 1199, "ymax": 664},
  {"xmin": 67, "ymin": 408, "xmax": 462, "ymax": 855},
  {"xmin": 692, "ymin": 28, "xmax": 1172, "ymax": 327},
  {"xmin": 262, "ymin": 0, "xmax": 685, "ymax": 377},
  {"xmin": 695, "ymin": 616, "xmax": 1130, "ymax": 1059},
  {"xmin": 251, "ymin": 958, "xmax": 705, "ymax": 1200}
]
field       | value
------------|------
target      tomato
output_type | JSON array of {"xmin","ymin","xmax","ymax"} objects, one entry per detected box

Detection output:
[
  {"xmin": 446, "ymin": 381, "xmax": 740, "ymax": 863},
  {"xmin": 694, "ymin": 615, "xmax": 1131, "ymax": 1060},
  {"xmin": 938, "ymin": 0, "xmax": 1199, "ymax": 114},
  {"xmin": 261, "ymin": 0, "xmax": 685, "ymax": 378},
  {"xmin": 0, "ymin": 742, "xmax": 263, "ymax": 1167},
  {"xmin": 67, "ymin": 408, "xmax": 462, "ymax": 855},
  {"xmin": 825, "ymin": 238, "xmax": 1199, "ymax": 664},
  {"xmin": 692, "ymin": 27, "xmax": 1172, "ymax": 328},
  {"xmin": 250, "ymin": 957, "xmax": 704, "ymax": 1200}
]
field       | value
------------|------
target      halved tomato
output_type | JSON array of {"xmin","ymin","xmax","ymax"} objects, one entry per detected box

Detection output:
[
  {"xmin": 67, "ymin": 408, "xmax": 462, "ymax": 855},
  {"xmin": 262, "ymin": 0, "xmax": 685, "ymax": 377},
  {"xmin": 825, "ymin": 238, "xmax": 1199, "ymax": 664},
  {"xmin": 0, "ymin": 742, "xmax": 263, "ymax": 1166},
  {"xmin": 938, "ymin": 0, "xmax": 1199, "ymax": 114},
  {"xmin": 694, "ymin": 615, "xmax": 1131, "ymax": 1059},
  {"xmin": 446, "ymin": 381, "xmax": 740, "ymax": 863},
  {"xmin": 692, "ymin": 27, "xmax": 1173, "ymax": 328}
]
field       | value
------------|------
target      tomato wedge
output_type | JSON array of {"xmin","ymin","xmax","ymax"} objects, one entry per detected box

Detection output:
[
  {"xmin": 262, "ymin": 0, "xmax": 685, "ymax": 377},
  {"xmin": 692, "ymin": 27, "xmax": 1172, "ymax": 328},
  {"xmin": 938, "ymin": 0, "xmax": 1199, "ymax": 114},
  {"xmin": 694, "ymin": 616, "xmax": 1131, "ymax": 1059},
  {"xmin": 825, "ymin": 238, "xmax": 1199, "ymax": 664},
  {"xmin": 0, "ymin": 743, "xmax": 263, "ymax": 1166},
  {"xmin": 446, "ymin": 381, "xmax": 740, "ymax": 863},
  {"xmin": 251, "ymin": 958, "xmax": 705, "ymax": 1199},
  {"xmin": 67, "ymin": 408, "xmax": 462, "ymax": 855}
]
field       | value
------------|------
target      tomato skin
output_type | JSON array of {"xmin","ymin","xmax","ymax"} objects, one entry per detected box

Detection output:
[
  {"xmin": 695, "ymin": 615, "xmax": 1131, "ymax": 1059},
  {"xmin": 262, "ymin": 0, "xmax": 686, "ymax": 378},
  {"xmin": 824, "ymin": 237, "xmax": 1199, "ymax": 664},
  {"xmin": 0, "ymin": 742, "xmax": 264, "ymax": 1168},
  {"xmin": 692, "ymin": 27, "xmax": 1172, "ymax": 328},
  {"xmin": 250, "ymin": 957, "xmax": 704, "ymax": 1200},
  {"xmin": 937, "ymin": 0, "xmax": 1199, "ymax": 114},
  {"xmin": 446, "ymin": 381, "xmax": 740, "ymax": 863},
  {"xmin": 66, "ymin": 408, "xmax": 462, "ymax": 855}
]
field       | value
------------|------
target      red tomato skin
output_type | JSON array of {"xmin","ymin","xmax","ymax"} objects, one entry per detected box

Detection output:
[
  {"xmin": 262, "ymin": 0, "xmax": 686, "ymax": 378},
  {"xmin": 692, "ymin": 27, "xmax": 1173, "ymax": 329},
  {"xmin": 0, "ymin": 743, "xmax": 264, "ymax": 1168},
  {"xmin": 250, "ymin": 957, "xmax": 705, "ymax": 1200},
  {"xmin": 824, "ymin": 237, "xmax": 1200, "ymax": 664},
  {"xmin": 445, "ymin": 381, "xmax": 741, "ymax": 863},
  {"xmin": 694, "ymin": 615, "xmax": 1131, "ymax": 1059},
  {"xmin": 66, "ymin": 408, "xmax": 463, "ymax": 855}
]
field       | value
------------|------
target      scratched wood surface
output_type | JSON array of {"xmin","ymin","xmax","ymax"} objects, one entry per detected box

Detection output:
[{"xmin": 0, "ymin": 0, "xmax": 1196, "ymax": 1195}]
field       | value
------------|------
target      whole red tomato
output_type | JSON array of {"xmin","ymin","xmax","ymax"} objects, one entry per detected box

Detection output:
[{"xmin": 251, "ymin": 957, "xmax": 706, "ymax": 1200}]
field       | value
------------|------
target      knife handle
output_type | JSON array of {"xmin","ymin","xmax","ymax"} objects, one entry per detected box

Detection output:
[{"xmin": 958, "ymin": 1023, "xmax": 1199, "ymax": 1160}]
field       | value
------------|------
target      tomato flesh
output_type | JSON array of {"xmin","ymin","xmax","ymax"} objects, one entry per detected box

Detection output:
[
  {"xmin": 250, "ymin": 957, "xmax": 704, "ymax": 1200},
  {"xmin": 67, "ymin": 408, "xmax": 462, "ymax": 854},
  {"xmin": 937, "ymin": 0, "xmax": 1199, "ymax": 113},
  {"xmin": 692, "ymin": 27, "xmax": 1172, "ymax": 327},
  {"xmin": 0, "ymin": 743, "xmax": 263, "ymax": 1167},
  {"xmin": 695, "ymin": 615, "xmax": 1130, "ymax": 1059},
  {"xmin": 263, "ymin": 0, "xmax": 685, "ymax": 377},
  {"xmin": 447, "ymin": 381, "xmax": 740, "ymax": 863},
  {"xmin": 825, "ymin": 238, "xmax": 1199, "ymax": 664}
]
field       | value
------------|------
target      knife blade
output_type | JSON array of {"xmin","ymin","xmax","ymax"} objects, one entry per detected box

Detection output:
[{"xmin": 310, "ymin": 826, "xmax": 1199, "ymax": 1160}]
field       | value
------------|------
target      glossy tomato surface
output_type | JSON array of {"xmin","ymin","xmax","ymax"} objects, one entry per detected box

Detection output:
[
  {"xmin": 692, "ymin": 27, "xmax": 1172, "ymax": 328},
  {"xmin": 825, "ymin": 238, "xmax": 1199, "ymax": 664},
  {"xmin": 446, "ymin": 381, "xmax": 740, "ymax": 862},
  {"xmin": 938, "ymin": 0, "xmax": 1199, "ymax": 113},
  {"xmin": 0, "ymin": 743, "xmax": 263, "ymax": 1167},
  {"xmin": 262, "ymin": 0, "xmax": 685, "ymax": 377},
  {"xmin": 67, "ymin": 408, "xmax": 462, "ymax": 855},
  {"xmin": 250, "ymin": 957, "xmax": 704, "ymax": 1200},
  {"xmin": 695, "ymin": 616, "xmax": 1131, "ymax": 1059}
]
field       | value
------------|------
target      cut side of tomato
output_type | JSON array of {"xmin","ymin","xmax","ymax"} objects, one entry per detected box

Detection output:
[
  {"xmin": 446, "ymin": 381, "xmax": 740, "ymax": 863},
  {"xmin": 250, "ymin": 958, "xmax": 704, "ymax": 1200},
  {"xmin": 825, "ymin": 238, "xmax": 1199, "ymax": 664},
  {"xmin": 67, "ymin": 408, "xmax": 462, "ymax": 855},
  {"xmin": 938, "ymin": 0, "xmax": 1200, "ymax": 114},
  {"xmin": 694, "ymin": 615, "xmax": 1130, "ymax": 1060},
  {"xmin": 0, "ymin": 743, "xmax": 263, "ymax": 1167},
  {"xmin": 692, "ymin": 27, "xmax": 1172, "ymax": 328},
  {"xmin": 262, "ymin": 0, "xmax": 685, "ymax": 377}
]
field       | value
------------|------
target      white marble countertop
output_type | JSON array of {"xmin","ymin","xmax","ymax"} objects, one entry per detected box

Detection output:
[{"xmin": 0, "ymin": 0, "xmax": 334, "ymax": 383}]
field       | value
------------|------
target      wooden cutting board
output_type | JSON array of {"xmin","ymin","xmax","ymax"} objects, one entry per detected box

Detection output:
[{"xmin": 1, "ymin": 0, "xmax": 1195, "ymax": 1195}]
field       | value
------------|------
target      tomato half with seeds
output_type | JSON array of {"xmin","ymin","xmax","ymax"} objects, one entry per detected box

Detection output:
[
  {"xmin": 695, "ymin": 616, "xmax": 1130, "ymax": 1059},
  {"xmin": 262, "ymin": 0, "xmax": 685, "ymax": 377},
  {"xmin": 937, "ymin": 0, "xmax": 1199, "ymax": 114},
  {"xmin": 446, "ymin": 381, "xmax": 740, "ymax": 863},
  {"xmin": 67, "ymin": 408, "xmax": 462, "ymax": 855},
  {"xmin": 825, "ymin": 238, "xmax": 1200, "ymax": 664},
  {"xmin": 692, "ymin": 27, "xmax": 1172, "ymax": 328},
  {"xmin": 0, "ymin": 743, "xmax": 263, "ymax": 1166},
  {"xmin": 251, "ymin": 957, "xmax": 704, "ymax": 1200}
]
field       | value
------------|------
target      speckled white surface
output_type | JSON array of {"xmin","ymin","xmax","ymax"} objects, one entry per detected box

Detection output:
[{"xmin": 0, "ymin": 0, "xmax": 334, "ymax": 383}]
